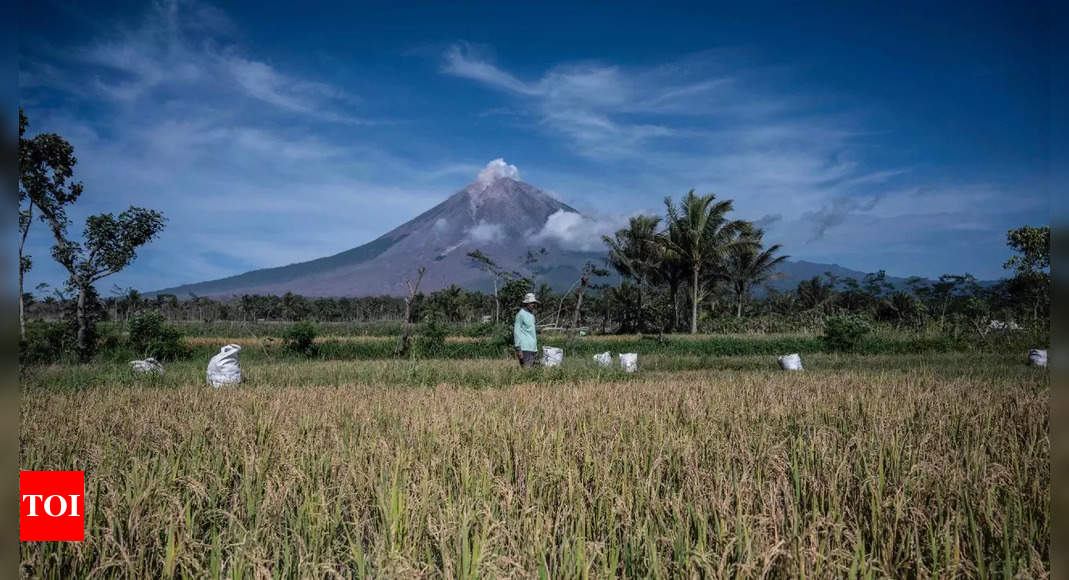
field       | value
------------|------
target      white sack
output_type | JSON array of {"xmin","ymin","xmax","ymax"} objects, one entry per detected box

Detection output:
[
  {"xmin": 619, "ymin": 353, "xmax": 638, "ymax": 373},
  {"xmin": 207, "ymin": 344, "xmax": 243, "ymax": 387},
  {"xmin": 542, "ymin": 346, "xmax": 563, "ymax": 367},
  {"xmin": 1027, "ymin": 349, "xmax": 1047, "ymax": 367},
  {"xmin": 778, "ymin": 353, "xmax": 804, "ymax": 371},
  {"xmin": 130, "ymin": 358, "xmax": 163, "ymax": 373},
  {"xmin": 593, "ymin": 351, "xmax": 612, "ymax": 367}
]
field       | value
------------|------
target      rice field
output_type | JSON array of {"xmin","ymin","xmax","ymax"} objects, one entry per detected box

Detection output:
[{"xmin": 20, "ymin": 353, "xmax": 1048, "ymax": 578}]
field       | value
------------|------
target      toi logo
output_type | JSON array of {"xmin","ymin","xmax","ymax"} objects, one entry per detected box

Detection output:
[{"xmin": 20, "ymin": 471, "xmax": 85, "ymax": 541}]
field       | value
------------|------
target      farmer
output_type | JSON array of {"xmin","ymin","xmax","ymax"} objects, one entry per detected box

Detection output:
[{"xmin": 514, "ymin": 292, "xmax": 539, "ymax": 367}]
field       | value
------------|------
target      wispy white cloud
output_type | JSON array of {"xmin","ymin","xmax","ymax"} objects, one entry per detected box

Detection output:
[
  {"xmin": 439, "ymin": 42, "xmax": 1046, "ymax": 278},
  {"xmin": 46, "ymin": 0, "xmax": 364, "ymax": 123},
  {"xmin": 17, "ymin": 1, "xmax": 470, "ymax": 291}
]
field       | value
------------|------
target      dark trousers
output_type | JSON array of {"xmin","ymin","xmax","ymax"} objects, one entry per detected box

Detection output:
[{"xmin": 518, "ymin": 350, "xmax": 538, "ymax": 367}]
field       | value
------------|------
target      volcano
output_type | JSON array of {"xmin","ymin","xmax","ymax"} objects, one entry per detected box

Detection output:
[
  {"xmin": 155, "ymin": 168, "xmax": 601, "ymax": 297},
  {"xmin": 155, "ymin": 160, "xmax": 926, "ymax": 298}
]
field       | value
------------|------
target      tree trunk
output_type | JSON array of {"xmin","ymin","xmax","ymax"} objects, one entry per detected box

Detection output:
[
  {"xmin": 396, "ymin": 267, "xmax": 425, "ymax": 357},
  {"xmin": 735, "ymin": 283, "xmax": 747, "ymax": 318},
  {"xmin": 572, "ymin": 275, "xmax": 588, "ymax": 331},
  {"xmin": 669, "ymin": 279, "xmax": 679, "ymax": 333},
  {"xmin": 493, "ymin": 278, "xmax": 500, "ymax": 324},
  {"xmin": 18, "ymin": 266, "xmax": 25, "ymax": 340},
  {"xmin": 76, "ymin": 285, "xmax": 89, "ymax": 362},
  {"xmin": 18, "ymin": 205, "xmax": 31, "ymax": 340},
  {"xmin": 690, "ymin": 266, "xmax": 700, "ymax": 334},
  {"xmin": 636, "ymin": 279, "xmax": 644, "ymax": 333}
]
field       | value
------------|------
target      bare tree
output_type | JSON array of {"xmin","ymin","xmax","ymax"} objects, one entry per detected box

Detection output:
[{"xmin": 396, "ymin": 266, "xmax": 426, "ymax": 356}]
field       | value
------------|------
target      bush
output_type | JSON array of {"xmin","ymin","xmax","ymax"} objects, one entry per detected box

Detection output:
[
  {"xmin": 284, "ymin": 321, "xmax": 319, "ymax": 356},
  {"xmin": 129, "ymin": 312, "xmax": 188, "ymax": 361},
  {"xmin": 19, "ymin": 321, "xmax": 72, "ymax": 365},
  {"xmin": 822, "ymin": 314, "xmax": 874, "ymax": 352},
  {"xmin": 414, "ymin": 319, "xmax": 450, "ymax": 358}
]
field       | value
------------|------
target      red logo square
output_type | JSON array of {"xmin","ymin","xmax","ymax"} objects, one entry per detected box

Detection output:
[{"xmin": 20, "ymin": 471, "xmax": 85, "ymax": 541}]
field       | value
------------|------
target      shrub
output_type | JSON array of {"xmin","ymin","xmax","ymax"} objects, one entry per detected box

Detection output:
[
  {"xmin": 414, "ymin": 318, "xmax": 449, "ymax": 358},
  {"xmin": 128, "ymin": 312, "xmax": 188, "ymax": 361},
  {"xmin": 284, "ymin": 321, "xmax": 319, "ymax": 356},
  {"xmin": 460, "ymin": 321, "xmax": 500, "ymax": 337},
  {"xmin": 822, "ymin": 314, "xmax": 874, "ymax": 352},
  {"xmin": 19, "ymin": 321, "xmax": 72, "ymax": 365}
]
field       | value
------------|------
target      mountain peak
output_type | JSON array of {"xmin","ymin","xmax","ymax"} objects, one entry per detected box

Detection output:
[{"xmin": 153, "ymin": 163, "xmax": 583, "ymax": 297}]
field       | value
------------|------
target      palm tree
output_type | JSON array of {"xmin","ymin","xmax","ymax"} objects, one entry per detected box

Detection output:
[
  {"xmin": 603, "ymin": 215, "xmax": 662, "ymax": 330},
  {"xmin": 661, "ymin": 191, "xmax": 750, "ymax": 333},
  {"xmin": 722, "ymin": 227, "xmax": 788, "ymax": 318},
  {"xmin": 796, "ymin": 276, "xmax": 836, "ymax": 312}
]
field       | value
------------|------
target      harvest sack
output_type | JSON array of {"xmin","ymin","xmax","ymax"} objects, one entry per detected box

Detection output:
[
  {"xmin": 542, "ymin": 346, "xmax": 563, "ymax": 367},
  {"xmin": 619, "ymin": 353, "xmax": 638, "ymax": 373},
  {"xmin": 207, "ymin": 344, "xmax": 243, "ymax": 387},
  {"xmin": 1028, "ymin": 349, "xmax": 1047, "ymax": 367},
  {"xmin": 779, "ymin": 353, "xmax": 803, "ymax": 371},
  {"xmin": 130, "ymin": 358, "xmax": 163, "ymax": 373},
  {"xmin": 593, "ymin": 351, "xmax": 612, "ymax": 367}
]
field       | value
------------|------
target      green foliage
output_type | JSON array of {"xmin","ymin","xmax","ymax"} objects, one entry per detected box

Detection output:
[
  {"xmin": 822, "ymin": 314, "xmax": 874, "ymax": 352},
  {"xmin": 414, "ymin": 318, "xmax": 449, "ymax": 358},
  {"xmin": 128, "ymin": 312, "xmax": 188, "ymax": 361},
  {"xmin": 1004, "ymin": 225, "xmax": 1050, "ymax": 275},
  {"xmin": 19, "ymin": 320, "xmax": 71, "ymax": 365},
  {"xmin": 458, "ymin": 321, "xmax": 504, "ymax": 338},
  {"xmin": 283, "ymin": 321, "xmax": 319, "ymax": 356}
]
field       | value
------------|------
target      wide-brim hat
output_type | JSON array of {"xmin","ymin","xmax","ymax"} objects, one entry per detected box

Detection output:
[{"xmin": 523, "ymin": 292, "xmax": 540, "ymax": 304}]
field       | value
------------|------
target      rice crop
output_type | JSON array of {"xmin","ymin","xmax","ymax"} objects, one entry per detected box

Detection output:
[{"xmin": 20, "ymin": 354, "xmax": 1048, "ymax": 578}]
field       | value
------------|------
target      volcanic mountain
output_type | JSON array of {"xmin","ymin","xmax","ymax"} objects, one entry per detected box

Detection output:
[
  {"xmin": 156, "ymin": 161, "xmax": 929, "ymax": 298},
  {"xmin": 156, "ymin": 174, "xmax": 602, "ymax": 297}
]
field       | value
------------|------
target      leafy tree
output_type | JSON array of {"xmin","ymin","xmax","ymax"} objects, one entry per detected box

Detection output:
[
  {"xmin": 1004, "ymin": 225, "xmax": 1050, "ymax": 274},
  {"xmin": 721, "ymin": 226, "xmax": 788, "ymax": 318},
  {"xmin": 822, "ymin": 314, "xmax": 873, "ymax": 352},
  {"xmin": 128, "ymin": 311, "xmax": 187, "ymax": 360},
  {"xmin": 797, "ymin": 276, "xmax": 836, "ymax": 312},
  {"xmin": 1003, "ymin": 225, "xmax": 1050, "ymax": 321},
  {"xmin": 661, "ymin": 190, "xmax": 750, "ymax": 333},
  {"xmin": 603, "ymin": 215, "xmax": 662, "ymax": 331},
  {"xmin": 44, "ymin": 207, "xmax": 166, "ymax": 361},
  {"xmin": 283, "ymin": 321, "xmax": 318, "ymax": 356},
  {"xmin": 18, "ymin": 109, "xmax": 83, "ymax": 338}
]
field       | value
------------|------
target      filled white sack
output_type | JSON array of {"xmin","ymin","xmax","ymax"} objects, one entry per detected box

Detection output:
[
  {"xmin": 778, "ymin": 353, "xmax": 804, "ymax": 371},
  {"xmin": 542, "ymin": 346, "xmax": 563, "ymax": 367},
  {"xmin": 207, "ymin": 344, "xmax": 243, "ymax": 387},
  {"xmin": 619, "ymin": 353, "xmax": 638, "ymax": 373},
  {"xmin": 129, "ymin": 358, "xmax": 163, "ymax": 374},
  {"xmin": 1027, "ymin": 349, "xmax": 1047, "ymax": 367},
  {"xmin": 593, "ymin": 351, "xmax": 612, "ymax": 368}
]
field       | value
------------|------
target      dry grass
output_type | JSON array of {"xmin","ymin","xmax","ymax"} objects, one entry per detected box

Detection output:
[{"xmin": 20, "ymin": 356, "xmax": 1048, "ymax": 578}]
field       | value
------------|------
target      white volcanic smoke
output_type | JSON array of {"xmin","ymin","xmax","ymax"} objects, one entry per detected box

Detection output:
[
  {"xmin": 476, "ymin": 158, "xmax": 520, "ymax": 184},
  {"xmin": 529, "ymin": 209, "xmax": 625, "ymax": 252}
]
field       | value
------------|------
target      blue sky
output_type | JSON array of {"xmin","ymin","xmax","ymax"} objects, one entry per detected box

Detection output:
[{"xmin": 19, "ymin": 0, "xmax": 1050, "ymax": 293}]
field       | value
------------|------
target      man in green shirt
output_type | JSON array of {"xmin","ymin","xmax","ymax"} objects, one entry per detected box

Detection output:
[{"xmin": 514, "ymin": 292, "xmax": 539, "ymax": 367}]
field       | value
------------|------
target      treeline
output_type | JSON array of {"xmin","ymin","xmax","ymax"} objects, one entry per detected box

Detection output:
[{"xmin": 23, "ymin": 221, "xmax": 1048, "ymax": 340}]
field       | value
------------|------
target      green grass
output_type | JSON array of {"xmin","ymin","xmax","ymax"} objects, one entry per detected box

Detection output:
[{"xmin": 19, "ymin": 352, "xmax": 1048, "ymax": 578}]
